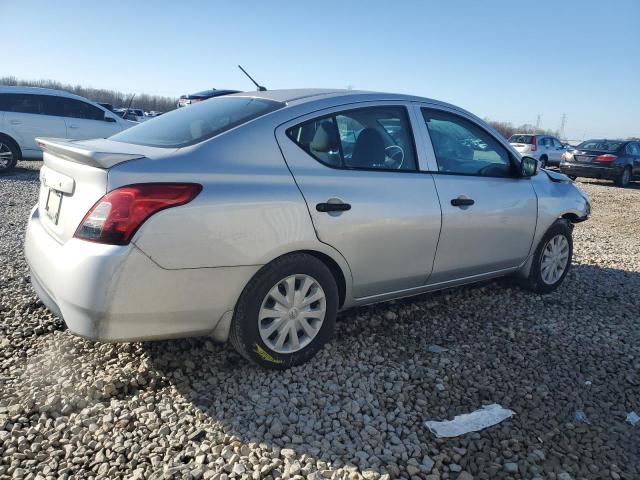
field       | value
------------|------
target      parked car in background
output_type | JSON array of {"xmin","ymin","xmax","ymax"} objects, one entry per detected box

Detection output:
[
  {"xmin": 114, "ymin": 108, "xmax": 145, "ymax": 122},
  {"xmin": 145, "ymin": 110, "xmax": 163, "ymax": 118},
  {"xmin": 0, "ymin": 86, "xmax": 134, "ymax": 172},
  {"xmin": 98, "ymin": 102, "xmax": 115, "ymax": 113},
  {"xmin": 25, "ymin": 89, "xmax": 591, "ymax": 368},
  {"xmin": 509, "ymin": 134, "xmax": 566, "ymax": 167},
  {"xmin": 177, "ymin": 88, "xmax": 240, "ymax": 108},
  {"xmin": 560, "ymin": 139, "xmax": 640, "ymax": 187}
]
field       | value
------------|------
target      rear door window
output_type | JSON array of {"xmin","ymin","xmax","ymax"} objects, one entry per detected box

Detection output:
[{"xmin": 287, "ymin": 106, "xmax": 417, "ymax": 171}]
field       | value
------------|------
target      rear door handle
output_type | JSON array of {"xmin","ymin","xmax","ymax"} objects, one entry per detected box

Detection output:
[
  {"xmin": 9, "ymin": 120, "xmax": 21, "ymax": 125},
  {"xmin": 451, "ymin": 196, "xmax": 475, "ymax": 207},
  {"xmin": 68, "ymin": 124, "xmax": 79, "ymax": 129},
  {"xmin": 316, "ymin": 202, "xmax": 351, "ymax": 212}
]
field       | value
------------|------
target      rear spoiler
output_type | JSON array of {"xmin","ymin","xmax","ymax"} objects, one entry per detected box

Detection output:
[{"xmin": 36, "ymin": 137, "xmax": 145, "ymax": 169}]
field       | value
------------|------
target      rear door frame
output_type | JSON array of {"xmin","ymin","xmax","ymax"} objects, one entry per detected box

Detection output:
[{"xmin": 274, "ymin": 100, "xmax": 445, "ymax": 299}]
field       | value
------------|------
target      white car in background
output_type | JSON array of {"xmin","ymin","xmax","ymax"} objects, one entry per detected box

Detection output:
[
  {"xmin": 0, "ymin": 87, "xmax": 134, "ymax": 172},
  {"xmin": 508, "ymin": 134, "xmax": 567, "ymax": 167}
]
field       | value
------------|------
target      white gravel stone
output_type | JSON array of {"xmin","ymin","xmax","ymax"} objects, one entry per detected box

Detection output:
[{"xmin": 1, "ymin": 164, "xmax": 639, "ymax": 479}]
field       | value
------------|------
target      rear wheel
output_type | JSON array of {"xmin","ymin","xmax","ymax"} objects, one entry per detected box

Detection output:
[
  {"xmin": 0, "ymin": 137, "xmax": 19, "ymax": 173},
  {"xmin": 229, "ymin": 253, "xmax": 338, "ymax": 369},
  {"xmin": 539, "ymin": 155, "xmax": 548, "ymax": 168},
  {"xmin": 614, "ymin": 167, "xmax": 631, "ymax": 188},
  {"xmin": 520, "ymin": 220, "xmax": 573, "ymax": 294}
]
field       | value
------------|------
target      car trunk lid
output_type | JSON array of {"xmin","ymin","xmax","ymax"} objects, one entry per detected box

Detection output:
[
  {"xmin": 35, "ymin": 137, "xmax": 171, "ymax": 244},
  {"xmin": 570, "ymin": 149, "xmax": 613, "ymax": 164}
]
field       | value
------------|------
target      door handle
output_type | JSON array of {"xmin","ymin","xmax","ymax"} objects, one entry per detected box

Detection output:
[
  {"xmin": 68, "ymin": 124, "xmax": 79, "ymax": 129},
  {"xmin": 9, "ymin": 120, "xmax": 21, "ymax": 125},
  {"xmin": 316, "ymin": 202, "xmax": 351, "ymax": 212},
  {"xmin": 451, "ymin": 196, "xmax": 475, "ymax": 207}
]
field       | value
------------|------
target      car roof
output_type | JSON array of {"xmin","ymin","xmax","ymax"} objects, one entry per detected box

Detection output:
[
  {"xmin": 227, "ymin": 88, "xmax": 456, "ymax": 108},
  {"xmin": 0, "ymin": 85, "xmax": 94, "ymax": 103}
]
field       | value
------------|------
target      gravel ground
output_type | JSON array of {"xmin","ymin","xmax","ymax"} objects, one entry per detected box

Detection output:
[{"xmin": 1, "ymin": 161, "xmax": 639, "ymax": 480}]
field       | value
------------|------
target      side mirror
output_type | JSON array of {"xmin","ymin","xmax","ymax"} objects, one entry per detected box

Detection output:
[
  {"xmin": 104, "ymin": 115, "xmax": 117, "ymax": 123},
  {"xmin": 520, "ymin": 156, "xmax": 539, "ymax": 177}
]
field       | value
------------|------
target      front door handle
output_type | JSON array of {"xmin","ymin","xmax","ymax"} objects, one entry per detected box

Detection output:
[
  {"xmin": 451, "ymin": 196, "xmax": 475, "ymax": 207},
  {"xmin": 316, "ymin": 202, "xmax": 351, "ymax": 213},
  {"xmin": 9, "ymin": 120, "xmax": 21, "ymax": 125}
]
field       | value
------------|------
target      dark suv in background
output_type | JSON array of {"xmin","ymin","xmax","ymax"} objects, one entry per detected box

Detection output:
[{"xmin": 560, "ymin": 139, "xmax": 640, "ymax": 187}]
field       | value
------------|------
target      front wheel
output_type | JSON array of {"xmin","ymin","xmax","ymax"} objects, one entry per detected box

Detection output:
[
  {"xmin": 614, "ymin": 167, "xmax": 631, "ymax": 188},
  {"xmin": 229, "ymin": 253, "xmax": 339, "ymax": 369},
  {"xmin": 520, "ymin": 220, "xmax": 573, "ymax": 294}
]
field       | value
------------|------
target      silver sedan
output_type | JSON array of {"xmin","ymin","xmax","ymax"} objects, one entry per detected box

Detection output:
[{"xmin": 25, "ymin": 89, "xmax": 591, "ymax": 368}]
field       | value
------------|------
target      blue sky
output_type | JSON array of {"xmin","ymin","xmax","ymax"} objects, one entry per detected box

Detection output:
[{"xmin": 3, "ymin": 0, "xmax": 639, "ymax": 139}]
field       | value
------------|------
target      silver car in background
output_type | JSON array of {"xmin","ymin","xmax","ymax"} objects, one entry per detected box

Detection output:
[
  {"xmin": 25, "ymin": 89, "xmax": 591, "ymax": 368},
  {"xmin": 509, "ymin": 133, "xmax": 568, "ymax": 167}
]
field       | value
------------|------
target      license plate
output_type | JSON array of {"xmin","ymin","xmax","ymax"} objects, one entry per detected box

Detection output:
[
  {"xmin": 45, "ymin": 189, "xmax": 63, "ymax": 224},
  {"xmin": 574, "ymin": 155, "xmax": 593, "ymax": 163}
]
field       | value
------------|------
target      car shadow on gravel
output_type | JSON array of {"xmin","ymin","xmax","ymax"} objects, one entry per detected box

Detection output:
[{"xmin": 142, "ymin": 262, "xmax": 640, "ymax": 477}]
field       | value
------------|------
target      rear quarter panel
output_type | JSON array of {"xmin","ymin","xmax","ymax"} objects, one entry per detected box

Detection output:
[{"xmin": 108, "ymin": 120, "xmax": 352, "ymax": 281}]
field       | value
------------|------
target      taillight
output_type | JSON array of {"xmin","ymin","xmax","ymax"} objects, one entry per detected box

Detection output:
[
  {"xmin": 74, "ymin": 183, "xmax": 202, "ymax": 245},
  {"xmin": 561, "ymin": 152, "xmax": 572, "ymax": 161},
  {"xmin": 595, "ymin": 154, "xmax": 617, "ymax": 162},
  {"xmin": 530, "ymin": 136, "xmax": 537, "ymax": 152}
]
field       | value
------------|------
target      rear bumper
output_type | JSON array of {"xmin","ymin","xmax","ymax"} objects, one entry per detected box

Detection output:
[
  {"xmin": 560, "ymin": 162, "xmax": 622, "ymax": 179},
  {"xmin": 24, "ymin": 206, "xmax": 259, "ymax": 342}
]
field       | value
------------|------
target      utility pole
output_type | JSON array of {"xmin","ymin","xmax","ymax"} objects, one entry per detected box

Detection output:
[
  {"xmin": 559, "ymin": 114, "xmax": 567, "ymax": 139},
  {"xmin": 535, "ymin": 114, "xmax": 542, "ymax": 131}
]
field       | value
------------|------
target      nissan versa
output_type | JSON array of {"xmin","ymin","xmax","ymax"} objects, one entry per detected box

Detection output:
[{"xmin": 25, "ymin": 89, "xmax": 591, "ymax": 368}]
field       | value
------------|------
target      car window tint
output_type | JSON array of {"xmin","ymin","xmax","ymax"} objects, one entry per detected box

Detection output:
[
  {"xmin": 0, "ymin": 94, "xmax": 42, "ymax": 114},
  {"xmin": 62, "ymin": 98, "xmax": 105, "ymax": 120},
  {"xmin": 422, "ymin": 108, "xmax": 513, "ymax": 177},
  {"xmin": 40, "ymin": 96, "xmax": 68, "ymax": 117},
  {"xmin": 626, "ymin": 143, "xmax": 640, "ymax": 155},
  {"xmin": 287, "ymin": 106, "xmax": 417, "ymax": 171},
  {"xmin": 112, "ymin": 96, "xmax": 283, "ymax": 148}
]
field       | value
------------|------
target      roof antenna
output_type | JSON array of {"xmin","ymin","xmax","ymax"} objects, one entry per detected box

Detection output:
[{"xmin": 238, "ymin": 65, "xmax": 267, "ymax": 91}]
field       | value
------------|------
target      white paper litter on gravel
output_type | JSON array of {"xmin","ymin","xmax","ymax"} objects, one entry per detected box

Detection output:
[{"xmin": 425, "ymin": 404, "xmax": 516, "ymax": 438}]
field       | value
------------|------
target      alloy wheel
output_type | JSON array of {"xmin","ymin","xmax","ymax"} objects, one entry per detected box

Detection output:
[
  {"xmin": 0, "ymin": 143, "xmax": 14, "ymax": 169},
  {"xmin": 540, "ymin": 234, "xmax": 570, "ymax": 285},
  {"xmin": 258, "ymin": 274, "xmax": 327, "ymax": 354}
]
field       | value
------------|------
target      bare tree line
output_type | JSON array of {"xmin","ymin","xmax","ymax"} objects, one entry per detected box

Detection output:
[
  {"xmin": 484, "ymin": 119, "xmax": 561, "ymax": 141},
  {"xmin": 0, "ymin": 77, "xmax": 177, "ymax": 112}
]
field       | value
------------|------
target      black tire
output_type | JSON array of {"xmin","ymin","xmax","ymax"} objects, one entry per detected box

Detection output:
[
  {"xmin": 0, "ymin": 136, "xmax": 20, "ymax": 173},
  {"xmin": 614, "ymin": 167, "xmax": 631, "ymax": 188},
  {"xmin": 539, "ymin": 156, "xmax": 548, "ymax": 168},
  {"xmin": 229, "ymin": 253, "xmax": 339, "ymax": 369},
  {"xmin": 520, "ymin": 220, "xmax": 573, "ymax": 294}
]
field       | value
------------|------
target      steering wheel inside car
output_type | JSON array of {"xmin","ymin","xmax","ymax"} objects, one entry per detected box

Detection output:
[{"xmin": 384, "ymin": 145, "xmax": 405, "ymax": 169}]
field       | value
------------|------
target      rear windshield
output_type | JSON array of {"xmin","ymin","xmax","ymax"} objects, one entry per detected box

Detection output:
[
  {"xmin": 110, "ymin": 96, "xmax": 283, "ymax": 148},
  {"xmin": 509, "ymin": 134, "xmax": 534, "ymax": 144},
  {"xmin": 577, "ymin": 140, "xmax": 623, "ymax": 152}
]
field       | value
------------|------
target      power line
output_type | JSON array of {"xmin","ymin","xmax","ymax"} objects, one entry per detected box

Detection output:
[{"xmin": 559, "ymin": 114, "xmax": 567, "ymax": 139}]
